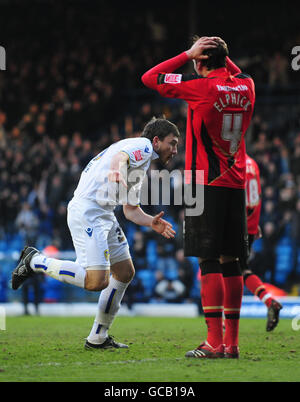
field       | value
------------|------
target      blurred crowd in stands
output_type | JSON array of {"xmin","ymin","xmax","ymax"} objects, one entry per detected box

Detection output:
[{"xmin": 0, "ymin": 1, "xmax": 300, "ymax": 304}]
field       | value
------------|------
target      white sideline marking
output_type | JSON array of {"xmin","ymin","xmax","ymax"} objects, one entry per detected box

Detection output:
[{"xmin": 5, "ymin": 356, "xmax": 185, "ymax": 370}]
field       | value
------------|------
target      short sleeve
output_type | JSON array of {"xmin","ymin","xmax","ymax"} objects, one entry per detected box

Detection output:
[{"xmin": 120, "ymin": 138, "xmax": 153, "ymax": 168}]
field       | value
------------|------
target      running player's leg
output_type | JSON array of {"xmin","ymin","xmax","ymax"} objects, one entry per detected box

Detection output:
[
  {"xmin": 241, "ymin": 235, "xmax": 282, "ymax": 331},
  {"xmin": 11, "ymin": 245, "xmax": 89, "ymax": 290},
  {"xmin": 242, "ymin": 234, "xmax": 271, "ymax": 306},
  {"xmin": 35, "ymin": 202, "xmax": 111, "ymax": 289},
  {"xmin": 12, "ymin": 200, "xmax": 112, "ymax": 291},
  {"xmin": 24, "ymin": 251, "xmax": 109, "ymax": 291},
  {"xmin": 86, "ymin": 259, "xmax": 135, "ymax": 346},
  {"xmin": 86, "ymin": 221, "xmax": 133, "ymax": 348}
]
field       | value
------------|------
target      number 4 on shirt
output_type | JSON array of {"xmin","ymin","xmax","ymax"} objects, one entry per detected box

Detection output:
[{"xmin": 221, "ymin": 113, "xmax": 243, "ymax": 155}]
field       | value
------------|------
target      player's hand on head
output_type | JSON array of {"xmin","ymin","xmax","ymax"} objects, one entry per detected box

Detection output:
[
  {"xmin": 186, "ymin": 36, "xmax": 218, "ymax": 60},
  {"xmin": 209, "ymin": 36, "xmax": 227, "ymax": 47},
  {"xmin": 151, "ymin": 211, "xmax": 176, "ymax": 239}
]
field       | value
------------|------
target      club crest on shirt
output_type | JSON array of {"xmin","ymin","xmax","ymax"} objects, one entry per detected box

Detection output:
[
  {"xmin": 164, "ymin": 73, "xmax": 182, "ymax": 84},
  {"xmin": 133, "ymin": 150, "xmax": 143, "ymax": 161}
]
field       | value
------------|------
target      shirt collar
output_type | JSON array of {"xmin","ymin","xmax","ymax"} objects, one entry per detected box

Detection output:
[
  {"xmin": 152, "ymin": 150, "xmax": 159, "ymax": 160},
  {"xmin": 207, "ymin": 67, "xmax": 230, "ymax": 78}
]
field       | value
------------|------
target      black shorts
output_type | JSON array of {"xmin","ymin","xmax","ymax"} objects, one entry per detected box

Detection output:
[
  {"xmin": 239, "ymin": 233, "xmax": 255, "ymax": 271},
  {"xmin": 184, "ymin": 185, "xmax": 248, "ymax": 260}
]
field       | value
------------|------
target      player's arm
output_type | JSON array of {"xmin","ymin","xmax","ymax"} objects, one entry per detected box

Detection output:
[
  {"xmin": 123, "ymin": 205, "xmax": 175, "ymax": 239},
  {"xmin": 141, "ymin": 51, "xmax": 190, "ymax": 90},
  {"xmin": 108, "ymin": 151, "xmax": 129, "ymax": 188},
  {"xmin": 141, "ymin": 37, "xmax": 218, "ymax": 99}
]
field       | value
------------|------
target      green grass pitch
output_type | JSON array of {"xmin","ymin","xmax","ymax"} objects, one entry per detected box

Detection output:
[{"xmin": 0, "ymin": 315, "xmax": 299, "ymax": 382}]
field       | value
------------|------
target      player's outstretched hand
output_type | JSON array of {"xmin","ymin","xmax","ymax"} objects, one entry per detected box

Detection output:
[
  {"xmin": 151, "ymin": 211, "xmax": 176, "ymax": 239},
  {"xmin": 186, "ymin": 36, "xmax": 218, "ymax": 60}
]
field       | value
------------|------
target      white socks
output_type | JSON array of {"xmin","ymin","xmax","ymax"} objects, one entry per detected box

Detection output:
[
  {"xmin": 30, "ymin": 254, "xmax": 86, "ymax": 288},
  {"xmin": 31, "ymin": 253, "xmax": 130, "ymax": 345},
  {"xmin": 87, "ymin": 276, "xmax": 130, "ymax": 344}
]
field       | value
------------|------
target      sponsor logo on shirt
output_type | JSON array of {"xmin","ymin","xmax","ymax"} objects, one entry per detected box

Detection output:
[
  {"xmin": 133, "ymin": 150, "xmax": 143, "ymax": 161},
  {"xmin": 85, "ymin": 227, "xmax": 93, "ymax": 237},
  {"xmin": 144, "ymin": 145, "xmax": 150, "ymax": 153},
  {"xmin": 164, "ymin": 73, "xmax": 182, "ymax": 84},
  {"xmin": 216, "ymin": 84, "xmax": 248, "ymax": 91}
]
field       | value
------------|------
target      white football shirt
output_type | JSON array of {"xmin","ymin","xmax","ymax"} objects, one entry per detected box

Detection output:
[{"xmin": 73, "ymin": 137, "xmax": 158, "ymax": 209}]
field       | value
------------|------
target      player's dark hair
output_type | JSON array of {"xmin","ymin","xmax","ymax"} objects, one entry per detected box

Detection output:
[
  {"xmin": 141, "ymin": 117, "xmax": 180, "ymax": 141},
  {"xmin": 193, "ymin": 35, "xmax": 229, "ymax": 70}
]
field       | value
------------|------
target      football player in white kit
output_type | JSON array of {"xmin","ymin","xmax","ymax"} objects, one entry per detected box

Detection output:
[{"xmin": 12, "ymin": 117, "xmax": 179, "ymax": 349}]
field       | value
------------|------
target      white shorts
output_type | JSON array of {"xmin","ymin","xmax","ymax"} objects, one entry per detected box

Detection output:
[{"xmin": 67, "ymin": 198, "xmax": 131, "ymax": 270}]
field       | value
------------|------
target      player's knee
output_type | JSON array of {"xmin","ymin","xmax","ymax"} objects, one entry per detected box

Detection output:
[
  {"xmin": 221, "ymin": 258, "xmax": 242, "ymax": 277},
  {"xmin": 114, "ymin": 266, "xmax": 135, "ymax": 284},
  {"xmin": 199, "ymin": 259, "xmax": 222, "ymax": 275},
  {"xmin": 111, "ymin": 259, "xmax": 135, "ymax": 283},
  {"xmin": 85, "ymin": 278, "xmax": 109, "ymax": 292},
  {"xmin": 127, "ymin": 265, "xmax": 135, "ymax": 282},
  {"xmin": 243, "ymin": 269, "xmax": 253, "ymax": 280},
  {"xmin": 220, "ymin": 255, "xmax": 238, "ymax": 264},
  {"xmin": 84, "ymin": 270, "xmax": 110, "ymax": 291},
  {"xmin": 123, "ymin": 270, "xmax": 135, "ymax": 284}
]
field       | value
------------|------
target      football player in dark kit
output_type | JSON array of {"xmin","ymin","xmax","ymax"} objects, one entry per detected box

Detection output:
[
  {"xmin": 243, "ymin": 153, "xmax": 282, "ymax": 331},
  {"xmin": 142, "ymin": 36, "xmax": 255, "ymax": 358}
]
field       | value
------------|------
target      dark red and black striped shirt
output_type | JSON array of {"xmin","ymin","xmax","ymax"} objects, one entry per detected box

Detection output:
[
  {"xmin": 246, "ymin": 154, "xmax": 262, "ymax": 235},
  {"xmin": 142, "ymin": 52, "xmax": 255, "ymax": 189}
]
